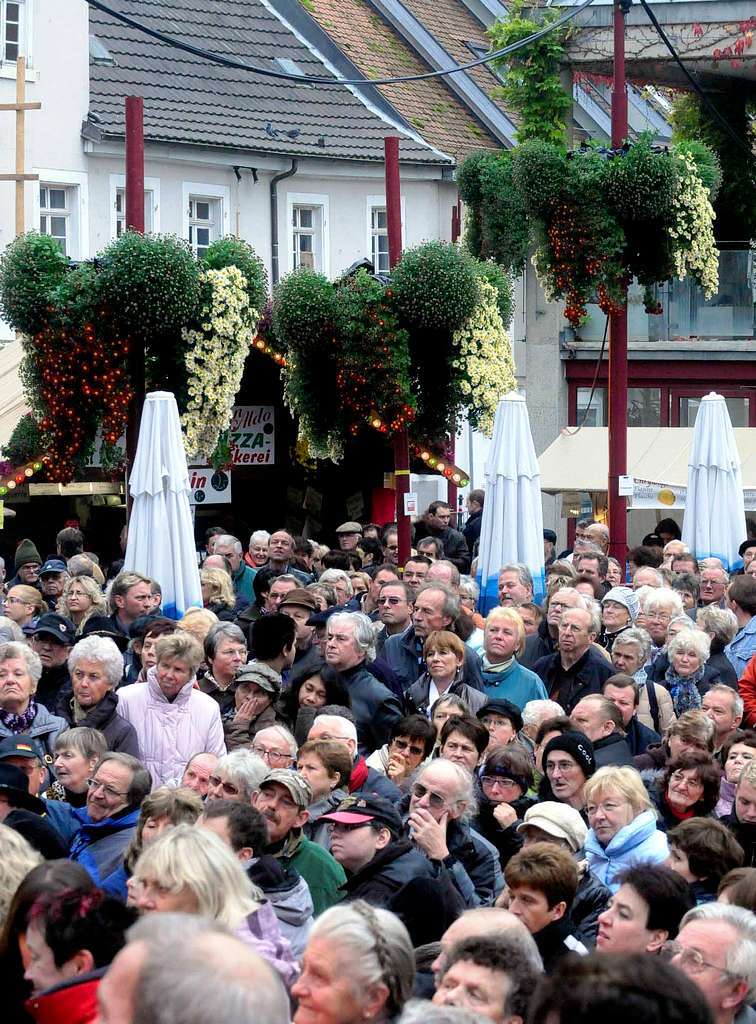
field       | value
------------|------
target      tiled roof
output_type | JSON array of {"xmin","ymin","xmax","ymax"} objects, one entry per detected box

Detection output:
[
  {"xmin": 307, "ymin": 0, "xmax": 500, "ymax": 158},
  {"xmin": 88, "ymin": 0, "xmax": 447, "ymax": 164}
]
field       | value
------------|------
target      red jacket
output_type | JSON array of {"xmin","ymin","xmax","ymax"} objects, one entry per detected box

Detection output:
[
  {"xmin": 739, "ymin": 653, "xmax": 756, "ymax": 727},
  {"xmin": 25, "ymin": 975, "xmax": 99, "ymax": 1024}
]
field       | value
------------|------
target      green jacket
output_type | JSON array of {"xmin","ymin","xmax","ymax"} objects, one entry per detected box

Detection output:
[{"xmin": 275, "ymin": 830, "xmax": 346, "ymax": 916}]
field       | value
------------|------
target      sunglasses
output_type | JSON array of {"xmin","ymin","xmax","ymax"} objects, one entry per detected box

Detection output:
[{"xmin": 411, "ymin": 782, "xmax": 450, "ymax": 810}]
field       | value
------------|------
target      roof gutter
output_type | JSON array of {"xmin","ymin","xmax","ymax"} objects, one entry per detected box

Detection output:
[{"xmin": 270, "ymin": 159, "xmax": 298, "ymax": 286}]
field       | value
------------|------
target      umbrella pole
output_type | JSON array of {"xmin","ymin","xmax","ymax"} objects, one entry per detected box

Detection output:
[
  {"xmin": 385, "ymin": 136, "xmax": 412, "ymax": 565},
  {"xmin": 125, "ymin": 96, "xmax": 146, "ymax": 520},
  {"xmin": 608, "ymin": 1, "xmax": 629, "ymax": 564}
]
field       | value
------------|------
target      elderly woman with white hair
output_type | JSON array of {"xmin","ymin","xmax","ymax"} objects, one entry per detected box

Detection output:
[
  {"xmin": 0, "ymin": 641, "xmax": 66, "ymax": 760},
  {"xmin": 292, "ymin": 900, "xmax": 415, "ymax": 1024},
  {"xmin": 131, "ymin": 824, "xmax": 298, "ymax": 989},
  {"xmin": 55, "ymin": 635, "xmax": 139, "ymax": 755},
  {"xmin": 695, "ymin": 605, "xmax": 740, "ymax": 688},
  {"xmin": 663, "ymin": 629, "xmax": 714, "ymax": 716}
]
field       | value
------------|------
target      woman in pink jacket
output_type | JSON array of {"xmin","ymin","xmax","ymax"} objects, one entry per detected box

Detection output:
[{"xmin": 117, "ymin": 633, "xmax": 226, "ymax": 787}]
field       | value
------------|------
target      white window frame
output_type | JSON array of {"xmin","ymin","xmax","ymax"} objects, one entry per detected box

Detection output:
[
  {"xmin": 366, "ymin": 195, "xmax": 405, "ymax": 271},
  {"xmin": 109, "ymin": 173, "xmax": 160, "ymax": 239},
  {"xmin": 0, "ymin": 0, "xmax": 32, "ymax": 69},
  {"xmin": 285, "ymin": 192, "xmax": 329, "ymax": 277},
  {"xmin": 181, "ymin": 181, "xmax": 230, "ymax": 257},
  {"xmin": 33, "ymin": 168, "xmax": 89, "ymax": 259}
]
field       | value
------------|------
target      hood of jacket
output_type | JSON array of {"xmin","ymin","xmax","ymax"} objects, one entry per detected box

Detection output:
[
  {"xmin": 71, "ymin": 803, "xmax": 140, "ymax": 838},
  {"xmin": 248, "ymin": 856, "xmax": 314, "ymax": 925},
  {"xmin": 146, "ymin": 665, "xmax": 196, "ymax": 707}
]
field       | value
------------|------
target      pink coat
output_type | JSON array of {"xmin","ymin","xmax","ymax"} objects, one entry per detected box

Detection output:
[{"xmin": 117, "ymin": 668, "xmax": 226, "ymax": 787}]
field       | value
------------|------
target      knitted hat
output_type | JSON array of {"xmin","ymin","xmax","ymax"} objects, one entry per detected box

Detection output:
[
  {"xmin": 14, "ymin": 539, "xmax": 41, "ymax": 570},
  {"xmin": 602, "ymin": 586, "xmax": 639, "ymax": 622},
  {"xmin": 542, "ymin": 730, "xmax": 596, "ymax": 778}
]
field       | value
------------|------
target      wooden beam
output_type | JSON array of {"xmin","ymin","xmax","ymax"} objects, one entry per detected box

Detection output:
[
  {"xmin": 0, "ymin": 102, "xmax": 41, "ymax": 111},
  {"xmin": 15, "ymin": 56, "xmax": 26, "ymax": 234},
  {"xmin": 0, "ymin": 173, "xmax": 38, "ymax": 181}
]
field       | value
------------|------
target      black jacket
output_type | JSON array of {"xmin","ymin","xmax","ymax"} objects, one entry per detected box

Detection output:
[
  {"xmin": 341, "ymin": 839, "xmax": 463, "ymax": 945},
  {"xmin": 54, "ymin": 689, "xmax": 140, "ymax": 757},
  {"xmin": 472, "ymin": 795, "xmax": 536, "ymax": 869},
  {"xmin": 707, "ymin": 640, "xmax": 739, "ymax": 688},
  {"xmin": 384, "ymin": 625, "xmax": 483, "ymax": 692},
  {"xmin": 352, "ymin": 764, "xmax": 403, "ymax": 805},
  {"xmin": 723, "ymin": 810, "xmax": 756, "ymax": 867},
  {"xmin": 35, "ymin": 663, "xmax": 71, "ymax": 713},
  {"xmin": 570, "ymin": 866, "xmax": 611, "ymax": 948},
  {"xmin": 625, "ymin": 716, "xmax": 661, "ymax": 757},
  {"xmin": 533, "ymin": 647, "xmax": 614, "ymax": 713},
  {"xmin": 405, "ymin": 671, "xmax": 486, "ymax": 718},
  {"xmin": 533, "ymin": 917, "xmax": 588, "ymax": 974},
  {"xmin": 520, "ymin": 620, "xmax": 556, "ymax": 670},
  {"xmin": 462, "ymin": 511, "xmax": 482, "ymax": 554},
  {"xmin": 592, "ymin": 731, "xmax": 635, "ymax": 768},
  {"xmin": 646, "ymin": 653, "xmax": 720, "ymax": 696},
  {"xmin": 340, "ymin": 663, "xmax": 402, "ymax": 756}
]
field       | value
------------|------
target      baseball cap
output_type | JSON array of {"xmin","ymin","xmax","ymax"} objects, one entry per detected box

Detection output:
[
  {"xmin": 32, "ymin": 613, "xmax": 76, "ymax": 646},
  {"xmin": 259, "ymin": 769, "xmax": 312, "ymax": 808},
  {"xmin": 336, "ymin": 522, "xmax": 363, "ymax": 535},
  {"xmin": 39, "ymin": 559, "xmax": 67, "ymax": 577},
  {"xmin": 279, "ymin": 588, "xmax": 319, "ymax": 614},
  {"xmin": 0, "ymin": 737, "xmax": 44, "ymax": 761},
  {"xmin": 517, "ymin": 801, "xmax": 587, "ymax": 853},
  {"xmin": 321, "ymin": 794, "xmax": 403, "ymax": 836},
  {"xmin": 234, "ymin": 661, "xmax": 281, "ymax": 697}
]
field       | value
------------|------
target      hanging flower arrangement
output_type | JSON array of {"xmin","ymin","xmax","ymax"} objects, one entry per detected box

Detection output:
[
  {"xmin": 181, "ymin": 266, "xmax": 259, "ymax": 461},
  {"xmin": 459, "ymin": 135, "xmax": 720, "ymax": 329},
  {"xmin": 452, "ymin": 280, "xmax": 516, "ymax": 436}
]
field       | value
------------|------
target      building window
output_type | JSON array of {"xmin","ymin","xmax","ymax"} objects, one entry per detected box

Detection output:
[
  {"xmin": 678, "ymin": 395, "xmax": 749, "ymax": 428},
  {"xmin": 39, "ymin": 184, "xmax": 69, "ymax": 254},
  {"xmin": 628, "ymin": 387, "xmax": 661, "ymax": 427},
  {"xmin": 115, "ymin": 188, "xmax": 154, "ymax": 236},
  {"xmin": 370, "ymin": 207, "xmax": 389, "ymax": 273},
  {"xmin": 292, "ymin": 205, "xmax": 323, "ymax": 270},
  {"xmin": 2, "ymin": 1, "xmax": 24, "ymax": 63},
  {"xmin": 187, "ymin": 196, "xmax": 219, "ymax": 258},
  {"xmin": 576, "ymin": 386, "xmax": 607, "ymax": 427}
]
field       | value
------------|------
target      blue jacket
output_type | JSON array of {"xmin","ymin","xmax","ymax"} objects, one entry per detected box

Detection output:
[
  {"xmin": 384, "ymin": 626, "xmax": 483, "ymax": 691},
  {"xmin": 481, "ymin": 661, "xmax": 548, "ymax": 710},
  {"xmin": 725, "ymin": 616, "xmax": 756, "ymax": 677},
  {"xmin": 584, "ymin": 809, "xmax": 669, "ymax": 892},
  {"xmin": 69, "ymin": 806, "xmax": 140, "ymax": 885}
]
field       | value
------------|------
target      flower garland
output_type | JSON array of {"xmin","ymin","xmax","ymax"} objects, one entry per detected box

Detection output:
[
  {"xmin": 669, "ymin": 150, "xmax": 719, "ymax": 298},
  {"xmin": 181, "ymin": 266, "xmax": 258, "ymax": 461},
  {"xmin": 452, "ymin": 280, "xmax": 517, "ymax": 436}
]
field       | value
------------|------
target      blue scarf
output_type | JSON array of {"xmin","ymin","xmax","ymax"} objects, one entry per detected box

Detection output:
[{"xmin": 665, "ymin": 664, "xmax": 704, "ymax": 715}]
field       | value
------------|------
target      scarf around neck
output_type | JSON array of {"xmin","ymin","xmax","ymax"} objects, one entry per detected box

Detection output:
[
  {"xmin": 664, "ymin": 664, "xmax": 704, "ymax": 715},
  {"xmin": 481, "ymin": 655, "xmax": 515, "ymax": 674},
  {"xmin": 0, "ymin": 700, "xmax": 38, "ymax": 733}
]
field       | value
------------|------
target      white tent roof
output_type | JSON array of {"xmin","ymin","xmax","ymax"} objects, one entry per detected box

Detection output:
[
  {"xmin": 538, "ymin": 427, "xmax": 756, "ymax": 494},
  {"xmin": 0, "ymin": 339, "xmax": 29, "ymax": 446}
]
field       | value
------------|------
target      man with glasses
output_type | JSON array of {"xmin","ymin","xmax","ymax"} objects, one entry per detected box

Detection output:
[
  {"xmin": 374, "ymin": 580, "xmax": 413, "ymax": 656},
  {"xmin": 405, "ymin": 759, "xmax": 503, "ymax": 908},
  {"xmin": 254, "ymin": 768, "xmax": 345, "ymax": 915},
  {"xmin": 321, "ymin": 793, "xmax": 459, "ymax": 944},
  {"xmin": 69, "ymin": 752, "xmax": 151, "ymax": 883},
  {"xmin": 402, "ymin": 556, "xmax": 432, "ymax": 599},
  {"xmin": 699, "ymin": 566, "xmax": 730, "ymax": 610},
  {"xmin": 251, "ymin": 724, "xmax": 298, "ymax": 770},
  {"xmin": 521, "ymin": 588, "xmax": 586, "ymax": 670},
  {"xmin": 308, "ymin": 709, "xmax": 401, "ymax": 803},
  {"xmin": 667, "ymin": 903, "xmax": 756, "ymax": 1024}
]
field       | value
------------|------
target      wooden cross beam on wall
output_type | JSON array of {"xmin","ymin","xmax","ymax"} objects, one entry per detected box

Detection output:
[{"xmin": 0, "ymin": 57, "xmax": 41, "ymax": 235}]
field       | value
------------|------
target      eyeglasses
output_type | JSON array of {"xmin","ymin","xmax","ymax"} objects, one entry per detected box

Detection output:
[
  {"xmin": 378, "ymin": 597, "xmax": 403, "ymax": 605},
  {"xmin": 208, "ymin": 775, "xmax": 239, "ymax": 796},
  {"xmin": 4, "ymin": 596, "xmax": 30, "ymax": 606},
  {"xmin": 251, "ymin": 745, "xmax": 294, "ymax": 766},
  {"xmin": 662, "ymin": 941, "xmax": 743, "ymax": 978},
  {"xmin": 86, "ymin": 777, "xmax": 129, "ymax": 800},
  {"xmin": 547, "ymin": 760, "xmax": 580, "ymax": 775},
  {"xmin": 411, "ymin": 782, "xmax": 452, "ymax": 810},
  {"xmin": 481, "ymin": 775, "xmax": 519, "ymax": 790},
  {"xmin": 670, "ymin": 770, "xmax": 704, "ymax": 791},
  {"xmin": 328, "ymin": 821, "xmax": 372, "ymax": 834},
  {"xmin": 645, "ymin": 612, "xmax": 671, "ymax": 622}
]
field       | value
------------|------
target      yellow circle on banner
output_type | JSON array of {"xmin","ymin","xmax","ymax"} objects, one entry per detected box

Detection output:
[{"xmin": 657, "ymin": 489, "xmax": 676, "ymax": 506}]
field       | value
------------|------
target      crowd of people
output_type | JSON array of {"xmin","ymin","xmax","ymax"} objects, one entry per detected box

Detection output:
[{"xmin": 0, "ymin": 507, "xmax": 755, "ymax": 1024}]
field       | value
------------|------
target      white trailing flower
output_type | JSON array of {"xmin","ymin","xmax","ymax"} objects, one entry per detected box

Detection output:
[
  {"xmin": 452, "ymin": 280, "xmax": 517, "ymax": 436},
  {"xmin": 670, "ymin": 150, "xmax": 719, "ymax": 298},
  {"xmin": 181, "ymin": 266, "xmax": 258, "ymax": 460}
]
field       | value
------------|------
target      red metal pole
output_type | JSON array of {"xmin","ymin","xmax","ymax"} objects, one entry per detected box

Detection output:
[
  {"xmin": 385, "ymin": 137, "xmax": 411, "ymax": 566},
  {"xmin": 448, "ymin": 200, "xmax": 461, "ymax": 515},
  {"xmin": 608, "ymin": 1, "xmax": 628, "ymax": 564},
  {"xmin": 125, "ymin": 97, "xmax": 146, "ymax": 518}
]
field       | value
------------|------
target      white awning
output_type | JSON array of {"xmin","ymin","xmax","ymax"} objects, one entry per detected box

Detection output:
[
  {"xmin": 0, "ymin": 339, "xmax": 29, "ymax": 446},
  {"xmin": 538, "ymin": 427, "xmax": 756, "ymax": 494}
]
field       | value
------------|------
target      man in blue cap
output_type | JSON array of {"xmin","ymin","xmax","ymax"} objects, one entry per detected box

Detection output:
[
  {"xmin": 38, "ymin": 558, "xmax": 69, "ymax": 611},
  {"xmin": 30, "ymin": 612, "xmax": 76, "ymax": 711}
]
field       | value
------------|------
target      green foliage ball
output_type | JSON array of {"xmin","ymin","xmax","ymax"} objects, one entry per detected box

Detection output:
[
  {"xmin": 0, "ymin": 233, "xmax": 68, "ymax": 337},
  {"xmin": 390, "ymin": 241, "xmax": 479, "ymax": 335}
]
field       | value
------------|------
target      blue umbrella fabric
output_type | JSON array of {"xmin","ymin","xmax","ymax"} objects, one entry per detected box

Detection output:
[
  {"xmin": 476, "ymin": 392, "xmax": 546, "ymax": 614},
  {"xmin": 682, "ymin": 392, "xmax": 746, "ymax": 573},
  {"xmin": 123, "ymin": 391, "xmax": 202, "ymax": 619}
]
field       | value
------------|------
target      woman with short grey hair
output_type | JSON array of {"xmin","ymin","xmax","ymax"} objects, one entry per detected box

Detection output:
[
  {"xmin": 60, "ymin": 635, "xmax": 140, "ymax": 756},
  {"xmin": 696, "ymin": 604, "xmax": 740, "ymax": 687},
  {"xmin": 200, "ymin": 622, "xmax": 248, "ymax": 721},
  {"xmin": 293, "ymin": 900, "xmax": 415, "ymax": 1024},
  {"xmin": 0, "ymin": 642, "xmax": 66, "ymax": 761}
]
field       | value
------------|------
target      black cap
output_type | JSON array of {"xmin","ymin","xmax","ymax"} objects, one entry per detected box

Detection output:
[
  {"xmin": 739, "ymin": 539, "xmax": 756, "ymax": 557},
  {"xmin": 80, "ymin": 615, "xmax": 131, "ymax": 652},
  {"xmin": 0, "ymin": 736, "xmax": 44, "ymax": 761},
  {"xmin": 543, "ymin": 529, "xmax": 557, "ymax": 545},
  {"xmin": 477, "ymin": 699, "xmax": 523, "ymax": 733},
  {"xmin": 128, "ymin": 614, "xmax": 161, "ymax": 640},
  {"xmin": 0, "ymin": 763, "xmax": 45, "ymax": 814},
  {"xmin": 32, "ymin": 613, "xmax": 76, "ymax": 646},
  {"xmin": 321, "ymin": 794, "xmax": 403, "ymax": 836}
]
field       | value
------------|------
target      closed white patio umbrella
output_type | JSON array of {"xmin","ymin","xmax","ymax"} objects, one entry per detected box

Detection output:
[
  {"xmin": 476, "ymin": 392, "xmax": 546, "ymax": 614},
  {"xmin": 123, "ymin": 391, "xmax": 202, "ymax": 619},
  {"xmin": 682, "ymin": 392, "xmax": 746, "ymax": 573}
]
